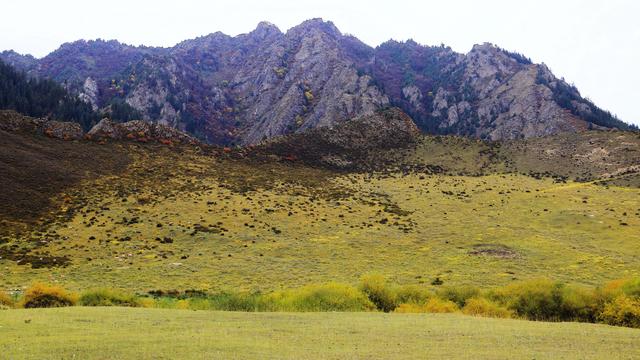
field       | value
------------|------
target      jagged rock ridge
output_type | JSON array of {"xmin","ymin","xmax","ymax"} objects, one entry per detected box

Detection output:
[
  {"xmin": 1, "ymin": 19, "xmax": 633, "ymax": 144},
  {"xmin": 0, "ymin": 110, "xmax": 197, "ymax": 144}
]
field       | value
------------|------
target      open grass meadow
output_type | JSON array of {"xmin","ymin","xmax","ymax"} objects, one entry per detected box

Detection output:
[{"xmin": 1, "ymin": 307, "xmax": 639, "ymax": 359}]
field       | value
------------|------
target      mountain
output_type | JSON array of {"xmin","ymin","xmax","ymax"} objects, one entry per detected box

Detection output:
[{"xmin": 1, "ymin": 19, "xmax": 634, "ymax": 144}]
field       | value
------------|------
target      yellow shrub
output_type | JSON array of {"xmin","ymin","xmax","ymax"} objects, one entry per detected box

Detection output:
[
  {"xmin": 0, "ymin": 291, "xmax": 13, "ymax": 309},
  {"xmin": 175, "ymin": 299, "xmax": 190, "ymax": 310},
  {"xmin": 21, "ymin": 283, "xmax": 77, "ymax": 308},
  {"xmin": 423, "ymin": 298, "xmax": 459, "ymax": 313},
  {"xmin": 268, "ymin": 282, "xmax": 375, "ymax": 312},
  {"xmin": 598, "ymin": 295, "xmax": 640, "ymax": 328},
  {"xmin": 462, "ymin": 298, "xmax": 512, "ymax": 318},
  {"xmin": 395, "ymin": 298, "xmax": 458, "ymax": 313},
  {"xmin": 138, "ymin": 297, "xmax": 156, "ymax": 308}
]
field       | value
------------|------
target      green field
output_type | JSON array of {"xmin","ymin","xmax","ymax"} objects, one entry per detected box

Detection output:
[{"xmin": 0, "ymin": 307, "xmax": 638, "ymax": 359}]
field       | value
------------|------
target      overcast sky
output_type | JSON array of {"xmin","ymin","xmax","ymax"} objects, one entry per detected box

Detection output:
[{"xmin": 2, "ymin": 0, "xmax": 639, "ymax": 125}]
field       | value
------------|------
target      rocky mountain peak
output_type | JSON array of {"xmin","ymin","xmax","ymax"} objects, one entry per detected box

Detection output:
[
  {"xmin": 239, "ymin": 22, "xmax": 283, "ymax": 46},
  {"xmin": 0, "ymin": 50, "xmax": 37, "ymax": 72},
  {"xmin": 1, "ymin": 19, "xmax": 633, "ymax": 145},
  {"xmin": 287, "ymin": 18, "xmax": 342, "ymax": 39},
  {"xmin": 252, "ymin": 21, "xmax": 282, "ymax": 38}
]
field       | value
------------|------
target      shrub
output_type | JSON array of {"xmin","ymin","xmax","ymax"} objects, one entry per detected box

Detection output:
[
  {"xmin": 557, "ymin": 285, "xmax": 599, "ymax": 322},
  {"xmin": 267, "ymin": 283, "xmax": 375, "ymax": 312},
  {"xmin": 395, "ymin": 303, "xmax": 427, "ymax": 313},
  {"xmin": 423, "ymin": 298, "xmax": 459, "ymax": 313},
  {"xmin": 79, "ymin": 289, "xmax": 140, "ymax": 307},
  {"xmin": 598, "ymin": 295, "xmax": 640, "ymax": 328},
  {"xmin": 437, "ymin": 285, "xmax": 481, "ymax": 307},
  {"xmin": 620, "ymin": 278, "xmax": 640, "ymax": 298},
  {"xmin": 21, "ymin": 283, "xmax": 77, "ymax": 308},
  {"xmin": 395, "ymin": 298, "xmax": 458, "ymax": 313},
  {"xmin": 491, "ymin": 280, "xmax": 599, "ymax": 322},
  {"xmin": 175, "ymin": 299, "xmax": 190, "ymax": 310},
  {"xmin": 462, "ymin": 298, "xmax": 512, "ymax": 318},
  {"xmin": 206, "ymin": 292, "xmax": 264, "ymax": 311},
  {"xmin": 395, "ymin": 285, "xmax": 432, "ymax": 305},
  {"xmin": 490, "ymin": 279, "xmax": 564, "ymax": 321},
  {"xmin": 0, "ymin": 291, "xmax": 13, "ymax": 309},
  {"xmin": 138, "ymin": 297, "xmax": 156, "ymax": 308},
  {"xmin": 360, "ymin": 274, "xmax": 398, "ymax": 312},
  {"xmin": 153, "ymin": 297, "xmax": 180, "ymax": 309},
  {"xmin": 600, "ymin": 278, "xmax": 640, "ymax": 300}
]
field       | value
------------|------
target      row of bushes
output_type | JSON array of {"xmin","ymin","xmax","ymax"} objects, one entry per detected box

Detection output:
[
  {"xmin": 358, "ymin": 276, "xmax": 640, "ymax": 328},
  {"xmin": 2, "ymin": 277, "xmax": 639, "ymax": 328}
]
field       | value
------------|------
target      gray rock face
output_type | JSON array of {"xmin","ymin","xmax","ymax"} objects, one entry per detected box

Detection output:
[
  {"xmin": 78, "ymin": 77, "xmax": 99, "ymax": 110},
  {"xmin": 430, "ymin": 43, "xmax": 589, "ymax": 140},
  {"xmin": 2, "ymin": 21, "xmax": 631, "ymax": 144},
  {"xmin": 237, "ymin": 19, "xmax": 389, "ymax": 144}
]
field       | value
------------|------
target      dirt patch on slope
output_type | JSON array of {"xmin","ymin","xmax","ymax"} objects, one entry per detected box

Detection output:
[
  {"xmin": 469, "ymin": 244, "xmax": 520, "ymax": 259},
  {"xmin": 0, "ymin": 130, "xmax": 131, "ymax": 230}
]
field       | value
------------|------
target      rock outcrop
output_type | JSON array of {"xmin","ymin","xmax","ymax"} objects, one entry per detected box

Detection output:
[
  {"xmin": 256, "ymin": 107, "xmax": 420, "ymax": 170},
  {"xmin": 0, "ymin": 110, "xmax": 83, "ymax": 140},
  {"xmin": 0, "ymin": 110, "xmax": 196, "ymax": 144},
  {"xmin": 87, "ymin": 118, "xmax": 197, "ymax": 144}
]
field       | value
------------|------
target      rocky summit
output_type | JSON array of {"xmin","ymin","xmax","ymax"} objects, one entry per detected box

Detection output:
[{"xmin": 1, "ymin": 19, "xmax": 633, "ymax": 144}]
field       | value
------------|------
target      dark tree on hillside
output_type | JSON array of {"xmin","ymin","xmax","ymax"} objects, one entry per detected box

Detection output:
[
  {"xmin": 106, "ymin": 98, "xmax": 142, "ymax": 122},
  {"xmin": 0, "ymin": 59, "xmax": 100, "ymax": 130}
]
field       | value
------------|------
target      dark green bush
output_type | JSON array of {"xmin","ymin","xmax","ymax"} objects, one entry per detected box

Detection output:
[
  {"xmin": 80, "ymin": 289, "xmax": 140, "ymax": 307},
  {"xmin": 395, "ymin": 285, "xmax": 432, "ymax": 304},
  {"xmin": 489, "ymin": 279, "xmax": 600, "ymax": 322},
  {"xmin": 557, "ymin": 285, "xmax": 600, "ymax": 322},
  {"xmin": 360, "ymin": 274, "xmax": 398, "ymax": 312},
  {"xmin": 437, "ymin": 285, "xmax": 481, "ymax": 308},
  {"xmin": 206, "ymin": 292, "xmax": 264, "ymax": 311}
]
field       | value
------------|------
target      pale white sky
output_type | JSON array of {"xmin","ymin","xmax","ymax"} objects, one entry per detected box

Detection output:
[{"xmin": 2, "ymin": 0, "xmax": 639, "ymax": 125}]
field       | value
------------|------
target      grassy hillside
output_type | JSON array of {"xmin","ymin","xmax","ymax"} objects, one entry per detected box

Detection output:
[
  {"xmin": 0, "ymin": 129, "xmax": 638, "ymax": 293},
  {"xmin": 1, "ymin": 307, "xmax": 638, "ymax": 359}
]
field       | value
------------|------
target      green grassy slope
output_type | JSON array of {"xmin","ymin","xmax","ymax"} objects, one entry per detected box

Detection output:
[
  {"xmin": 1, "ymin": 307, "xmax": 638, "ymax": 359},
  {"xmin": 0, "ymin": 129, "xmax": 638, "ymax": 292}
]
